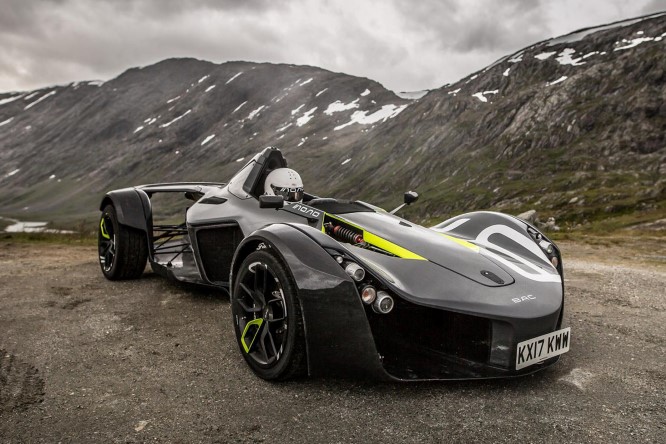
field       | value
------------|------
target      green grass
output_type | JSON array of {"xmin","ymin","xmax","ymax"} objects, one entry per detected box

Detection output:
[{"xmin": 0, "ymin": 231, "xmax": 96, "ymax": 245}]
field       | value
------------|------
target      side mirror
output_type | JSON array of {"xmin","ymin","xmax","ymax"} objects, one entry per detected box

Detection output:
[
  {"xmin": 390, "ymin": 190, "xmax": 419, "ymax": 215},
  {"xmin": 259, "ymin": 194, "xmax": 284, "ymax": 209},
  {"xmin": 404, "ymin": 191, "xmax": 419, "ymax": 205}
]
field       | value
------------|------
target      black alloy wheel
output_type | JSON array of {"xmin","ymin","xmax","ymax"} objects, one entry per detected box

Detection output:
[
  {"xmin": 98, "ymin": 204, "xmax": 148, "ymax": 280},
  {"xmin": 232, "ymin": 250, "xmax": 305, "ymax": 380}
]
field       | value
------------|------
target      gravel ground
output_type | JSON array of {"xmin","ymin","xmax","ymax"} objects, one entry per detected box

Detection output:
[{"xmin": 0, "ymin": 239, "xmax": 664, "ymax": 443}]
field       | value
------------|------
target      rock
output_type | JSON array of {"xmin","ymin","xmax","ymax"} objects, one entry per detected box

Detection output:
[
  {"xmin": 517, "ymin": 209, "xmax": 538, "ymax": 223},
  {"xmin": 545, "ymin": 217, "xmax": 560, "ymax": 231},
  {"xmin": 569, "ymin": 197, "xmax": 579, "ymax": 204}
]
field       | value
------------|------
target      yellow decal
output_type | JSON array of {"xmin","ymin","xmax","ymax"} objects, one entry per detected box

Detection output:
[
  {"xmin": 363, "ymin": 231, "xmax": 426, "ymax": 260},
  {"xmin": 439, "ymin": 233, "xmax": 480, "ymax": 252},
  {"xmin": 326, "ymin": 213, "xmax": 426, "ymax": 260},
  {"xmin": 241, "ymin": 318, "xmax": 264, "ymax": 353},
  {"xmin": 100, "ymin": 218, "xmax": 110, "ymax": 239}
]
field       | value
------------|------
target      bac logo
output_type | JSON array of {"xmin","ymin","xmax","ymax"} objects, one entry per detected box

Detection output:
[
  {"xmin": 512, "ymin": 294, "xmax": 536, "ymax": 304},
  {"xmin": 291, "ymin": 204, "xmax": 321, "ymax": 218}
]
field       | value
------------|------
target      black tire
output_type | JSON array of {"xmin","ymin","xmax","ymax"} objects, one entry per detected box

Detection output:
[
  {"xmin": 231, "ymin": 250, "xmax": 306, "ymax": 380},
  {"xmin": 98, "ymin": 204, "xmax": 148, "ymax": 280}
]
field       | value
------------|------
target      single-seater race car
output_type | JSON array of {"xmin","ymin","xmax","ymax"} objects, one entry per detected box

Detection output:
[{"xmin": 98, "ymin": 147, "xmax": 570, "ymax": 381}]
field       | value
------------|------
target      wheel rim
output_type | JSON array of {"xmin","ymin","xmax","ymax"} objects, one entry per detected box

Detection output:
[
  {"xmin": 234, "ymin": 261, "xmax": 288, "ymax": 366},
  {"xmin": 98, "ymin": 214, "xmax": 116, "ymax": 273}
]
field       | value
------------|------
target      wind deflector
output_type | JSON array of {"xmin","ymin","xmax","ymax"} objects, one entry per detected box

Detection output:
[{"xmin": 242, "ymin": 147, "xmax": 288, "ymax": 198}]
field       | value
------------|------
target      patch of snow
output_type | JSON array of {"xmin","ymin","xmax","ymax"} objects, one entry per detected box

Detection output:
[
  {"xmin": 24, "ymin": 91, "xmax": 56, "ymax": 110},
  {"xmin": 7, "ymin": 168, "xmax": 20, "ymax": 177},
  {"xmin": 556, "ymin": 48, "xmax": 585, "ymax": 66},
  {"xmin": 296, "ymin": 107, "xmax": 317, "ymax": 126},
  {"xmin": 49, "ymin": 174, "xmax": 56, "ymax": 179},
  {"xmin": 134, "ymin": 125, "xmax": 144, "ymax": 133},
  {"xmin": 299, "ymin": 78, "xmax": 313, "ymax": 86},
  {"xmin": 247, "ymin": 105, "xmax": 265, "ymax": 120},
  {"xmin": 315, "ymin": 88, "xmax": 328, "ymax": 97},
  {"xmin": 291, "ymin": 104, "xmax": 305, "ymax": 115},
  {"xmin": 233, "ymin": 101, "xmax": 248, "ymax": 113},
  {"xmin": 236, "ymin": 157, "xmax": 245, "ymax": 162},
  {"xmin": 0, "ymin": 117, "xmax": 14, "ymax": 126},
  {"xmin": 0, "ymin": 94, "xmax": 24, "ymax": 105},
  {"xmin": 201, "ymin": 134, "xmax": 216, "ymax": 146},
  {"xmin": 614, "ymin": 36, "xmax": 655, "ymax": 51},
  {"xmin": 297, "ymin": 137, "xmax": 307, "ymax": 147},
  {"xmin": 467, "ymin": 74, "xmax": 478, "ymax": 83},
  {"xmin": 502, "ymin": 68, "xmax": 510, "ymax": 77},
  {"xmin": 360, "ymin": 89, "xmax": 370, "ymax": 96},
  {"xmin": 582, "ymin": 51, "xmax": 600, "ymax": 59},
  {"xmin": 166, "ymin": 96, "xmax": 180, "ymax": 104},
  {"xmin": 508, "ymin": 51, "xmax": 524, "ymax": 63},
  {"xmin": 24, "ymin": 92, "xmax": 39, "ymax": 101},
  {"xmin": 175, "ymin": 150, "xmax": 180, "ymax": 154},
  {"xmin": 226, "ymin": 72, "xmax": 243, "ymax": 84},
  {"xmin": 87, "ymin": 80, "xmax": 104, "ymax": 87},
  {"xmin": 448, "ymin": 88, "xmax": 461, "ymax": 96},
  {"xmin": 547, "ymin": 13, "xmax": 665, "ymax": 46},
  {"xmin": 395, "ymin": 90, "xmax": 428, "ymax": 100},
  {"xmin": 5, "ymin": 220, "xmax": 72, "ymax": 234},
  {"xmin": 278, "ymin": 134, "xmax": 284, "ymax": 140},
  {"xmin": 324, "ymin": 99, "xmax": 359, "ymax": 115},
  {"xmin": 534, "ymin": 51, "xmax": 556, "ymax": 60},
  {"xmin": 546, "ymin": 76, "xmax": 568, "ymax": 87},
  {"xmin": 277, "ymin": 123, "xmax": 292, "ymax": 132},
  {"xmin": 472, "ymin": 90, "xmax": 499, "ymax": 103},
  {"xmin": 472, "ymin": 93, "xmax": 487, "ymax": 103},
  {"xmin": 159, "ymin": 109, "xmax": 192, "ymax": 128},
  {"xmin": 205, "ymin": 85, "xmax": 216, "ymax": 92},
  {"xmin": 334, "ymin": 104, "xmax": 408, "ymax": 131},
  {"xmin": 198, "ymin": 75, "xmax": 210, "ymax": 83},
  {"xmin": 145, "ymin": 117, "xmax": 157, "ymax": 125},
  {"xmin": 322, "ymin": 136, "xmax": 328, "ymax": 140},
  {"xmin": 341, "ymin": 158, "xmax": 351, "ymax": 165}
]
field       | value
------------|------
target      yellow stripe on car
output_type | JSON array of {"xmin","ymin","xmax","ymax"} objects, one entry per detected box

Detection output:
[
  {"xmin": 324, "ymin": 213, "xmax": 426, "ymax": 260},
  {"xmin": 363, "ymin": 231, "xmax": 427, "ymax": 260},
  {"xmin": 439, "ymin": 233, "xmax": 480, "ymax": 252}
]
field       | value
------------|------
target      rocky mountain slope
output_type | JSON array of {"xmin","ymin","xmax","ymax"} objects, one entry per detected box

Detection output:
[{"xmin": 1, "ymin": 13, "xmax": 664, "ymax": 231}]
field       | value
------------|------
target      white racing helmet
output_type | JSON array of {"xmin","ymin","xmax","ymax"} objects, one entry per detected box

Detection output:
[{"xmin": 264, "ymin": 168, "xmax": 304, "ymax": 202}]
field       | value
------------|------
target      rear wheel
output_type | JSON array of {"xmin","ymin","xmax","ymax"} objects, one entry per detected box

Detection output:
[
  {"xmin": 232, "ymin": 250, "xmax": 306, "ymax": 380},
  {"xmin": 98, "ymin": 204, "xmax": 148, "ymax": 280}
]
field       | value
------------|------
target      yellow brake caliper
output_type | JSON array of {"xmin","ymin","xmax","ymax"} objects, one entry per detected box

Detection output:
[
  {"xmin": 240, "ymin": 318, "xmax": 264, "ymax": 353},
  {"xmin": 100, "ymin": 218, "xmax": 110, "ymax": 239}
]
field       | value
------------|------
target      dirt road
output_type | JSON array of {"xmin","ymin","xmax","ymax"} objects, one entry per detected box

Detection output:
[{"xmin": 0, "ymin": 239, "xmax": 664, "ymax": 443}]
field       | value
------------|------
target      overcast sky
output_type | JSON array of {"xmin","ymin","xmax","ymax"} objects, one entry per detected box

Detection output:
[{"xmin": 1, "ymin": 0, "xmax": 665, "ymax": 94}]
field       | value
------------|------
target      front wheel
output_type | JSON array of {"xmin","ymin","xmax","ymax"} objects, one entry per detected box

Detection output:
[
  {"xmin": 98, "ymin": 204, "xmax": 148, "ymax": 280},
  {"xmin": 231, "ymin": 250, "xmax": 306, "ymax": 380}
]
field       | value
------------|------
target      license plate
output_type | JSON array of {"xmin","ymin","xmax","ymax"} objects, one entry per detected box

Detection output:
[{"xmin": 516, "ymin": 327, "xmax": 571, "ymax": 370}]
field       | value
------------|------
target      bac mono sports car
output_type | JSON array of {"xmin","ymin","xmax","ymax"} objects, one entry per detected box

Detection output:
[{"xmin": 98, "ymin": 147, "xmax": 570, "ymax": 381}]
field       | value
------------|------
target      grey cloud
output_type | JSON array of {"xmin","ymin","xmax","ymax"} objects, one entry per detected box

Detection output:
[{"xmin": 0, "ymin": 0, "xmax": 662, "ymax": 93}]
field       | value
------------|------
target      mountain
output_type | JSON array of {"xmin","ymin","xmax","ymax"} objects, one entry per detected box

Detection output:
[{"xmin": 1, "ymin": 12, "xmax": 665, "ymax": 232}]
